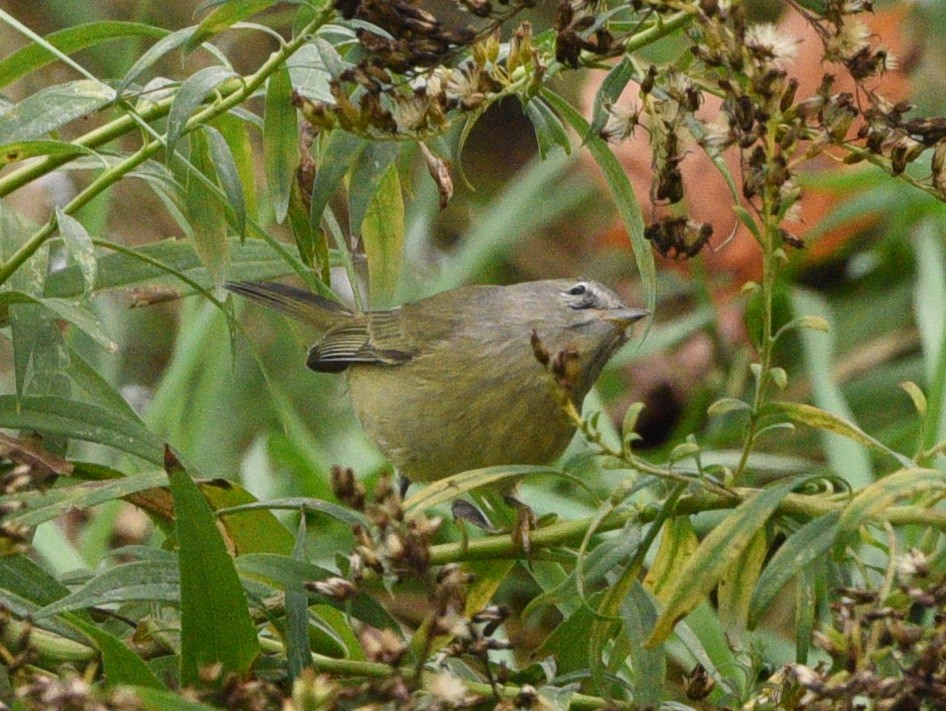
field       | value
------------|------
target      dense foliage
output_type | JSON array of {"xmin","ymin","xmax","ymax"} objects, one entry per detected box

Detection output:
[{"xmin": 2, "ymin": 0, "xmax": 946, "ymax": 709}]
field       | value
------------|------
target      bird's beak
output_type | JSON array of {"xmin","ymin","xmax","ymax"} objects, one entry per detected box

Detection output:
[{"xmin": 603, "ymin": 307, "xmax": 651, "ymax": 331}]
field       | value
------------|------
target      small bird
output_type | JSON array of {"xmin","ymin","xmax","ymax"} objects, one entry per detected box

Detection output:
[{"xmin": 228, "ymin": 279, "xmax": 648, "ymax": 484}]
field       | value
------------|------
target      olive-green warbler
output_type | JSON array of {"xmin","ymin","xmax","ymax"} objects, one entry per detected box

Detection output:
[{"xmin": 228, "ymin": 279, "xmax": 648, "ymax": 483}]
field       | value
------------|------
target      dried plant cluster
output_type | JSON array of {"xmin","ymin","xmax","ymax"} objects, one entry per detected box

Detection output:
[
  {"xmin": 743, "ymin": 552, "xmax": 946, "ymax": 711},
  {"xmin": 292, "ymin": 0, "xmax": 946, "ymax": 264}
]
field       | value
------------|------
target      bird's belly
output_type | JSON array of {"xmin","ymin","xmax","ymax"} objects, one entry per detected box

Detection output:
[{"xmin": 347, "ymin": 361, "xmax": 576, "ymax": 482}]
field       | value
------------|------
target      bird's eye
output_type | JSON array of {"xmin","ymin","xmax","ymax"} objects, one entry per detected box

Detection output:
[{"xmin": 566, "ymin": 284, "xmax": 587, "ymax": 296}]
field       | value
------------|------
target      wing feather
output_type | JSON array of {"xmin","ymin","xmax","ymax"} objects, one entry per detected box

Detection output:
[{"xmin": 306, "ymin": 310, "xmax": 414, "ymax": 372}]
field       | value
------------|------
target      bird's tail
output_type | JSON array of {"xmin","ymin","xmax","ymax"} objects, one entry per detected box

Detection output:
[{"xmin": 225, "ymin": 282, "xmax": 352, "ymax": 331}]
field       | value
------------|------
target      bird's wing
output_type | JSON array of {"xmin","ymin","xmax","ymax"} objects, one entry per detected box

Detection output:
[{"xmin": 306, "ymin": 310, "xmax": 414, "ymax": 372}]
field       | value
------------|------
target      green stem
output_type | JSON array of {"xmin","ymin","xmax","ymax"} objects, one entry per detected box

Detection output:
[
  {"xmin": 1, "ymin": 618, "xmax": 96, "ymax": 667},
  {"xmin": 732, "ymin": 123, "xmax": 781, "ymax": 485},
  {"xmin": 0, "ymin": 9, "xmax": 333, "ymax": 287},
  {"xmin": 304, "ymin": 652, "xmax": 632, "ymax": 709},
  {"xmin": 427, "ymin": 488, "xmax": 946, "ymax": 564}
]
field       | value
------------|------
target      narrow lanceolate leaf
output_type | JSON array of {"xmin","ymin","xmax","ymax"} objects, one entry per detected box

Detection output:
[
  {"xmin": 55, "ymin": 209, "xmax": 96, "ymax": 299},
  {"xmin": 308, "ymin": 130, "xmax": 368, "ymax": 232},
  {"xmin": 748, "ymin": 511, "xmax": 840, "ymax": 629},
  {"xmin": 44, "ymin": 237, "xmax": 294, "ymax": 299},
  {"xmin": 768, "ymin": 401, "xmax": 911, "ymax": 468},
  {"xmin": 190, "ymin": 0, "xmax": 278, "ymax": 46},
  {"xmin": 404, "ymin": 465, "xmax": 555, "ymax": 514},
  {"xmin": 586, "ymin": 54, "xmax": 634, "ymax": 140},
  {"xmin": 65, "ymin": 615, "xmax": 166, "ymax": 689},
  {"xmin": 0, "ymin": 140, "xmax": 93, "ymax": 166},
  {"xmin": 717, "ymin": 528, "xmax": 766, "ymax": 640},
  {"xmin": 838, "ymin": 467, "xmax": 946, "ymax": 534},
  {"xmin": 0, "ymin": 80, "xmax": 115, "ymax": 143},
  {"xmin": 166, "ymin": 65, "xmax": 237, "ymax": 159},
  {"xmin": 134, "ymin": 688, "xmax": 222, "ymax": 711},
  {"xmin": 643, "ymin": 516, "xmax": 698, "ymax": 602},
  {"xmin": 646, "ymin": 478, "xmax": 802, "ymax": 647},
  {"xmin": 186, "ymin": 128, "xmax": 229, "ymax": 286},
  {"xmin": 362, "ymin": 164, "xmax": 404, "ymax": 307},
  {"xmin": 117, "ymin": 27, "xmax": 196, "ymax": 97},
  {"xmin": 0, "ymin": 290, "xmax": 117, "ymax": 353},
  {"xmin": 348, "ymin": 142, "xmax": 400, "ymax": 239},
  {"xmin": 623, "ymin": 583, "xmax": 665, "ymax": 709},
  {"xmin": 204, "ymin": 125, "xmax": 247, "ymax": 238},
  {"xmin": 0, "ymin": 469, "xmax": 166, "ymax": 529},
  {"xmin": 213, "ymin": 113, "xmax": 259, "ymax": 223},
  {"xmin": 0, "ymin": 21, "xmax": 167, "ymax": 90},
  {"xmin": 542, "ymin": 89, "xmax": 656, "ymax": 313},
  {"xmin": 522, "ymin": 96, "xmax": 571, "ymax": 159},
  {"xmin": 790, "ymin": 289, "xmax": 875, "ymax": 487},
  {"xmin": 167, "ymin": 449, "xmax": 259, "ymax": 684},
  {"xmin": 199, "ymin": 480, "xmax": 295, "ymax": 556},
  {"xmin": 0, "ymin": 396, "xmax": 164, "ymax": 463},
  {"xmin": 36, "ymin": 561, "xmax": 180, "ymax": 617},
  {"xmin": 285, "ymin": 519, "xmax": 311, "ymax": 680},
  {"xmin": 263, "ymin": 65, "xmax": 298, "ymax": 224}
]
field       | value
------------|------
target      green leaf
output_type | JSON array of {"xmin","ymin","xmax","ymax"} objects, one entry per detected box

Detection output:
[
  {"xmin": 199, "ymin": 479, "xmax": 295, "ymax": 556},
  {"xmin": 748, "ymin": 511, "xmax": 840, "ymax": 629},
  {"xmin": 0, "ymin": 79, "xmax": 115, "ymax": 143},
  {"xmin": 362, "ymin": 164, "xmax": 404, "ymax": 307},
  {"xmin": 789, "ymin": 289, "xmax": 880, "ymax": 486},
  {"xmin": 263, "ymin": 65, "xmax": 298, "ymax": 224},
  {"xmin": 186, "ymin": 128, "xmax": 230, "ymax": 285},
  {"xmin": 44, "ymin": 237, "xmax": 295, "ymax": 298},
  {"xmin": 134, "ymin": 688, "xmax": 222, "ymax": 711},
  {"xmin": 586, "ymin": 54, "xmax": 634, "ymax": 140},
  {"xmin": 118, "ymin": 27, "xmax": 197, "ymax": 97},
  {"xmin": 643, "ymin": 516, "xmax": 698, "ymax": 603},
  {"xmin": 0, "ymin": 21, "xmax": 167, "ymax": 90},
  {"xmin": 204, "ymin": 125, "xmax": 247, "ymax": 238},
  {"xmin": 308, "ymin": 130, "xmax": 368, "ymax": 233},
  {"xmin": 36, "ymin": 561, "xmax": 180, "ymax": 617},
  {"xmin": 708, "ymin": 397, "xmax": 751, "ymax": 417},
  {"xmin": 913, "ymin": 221, "xmax": 946, "ymax": 447},
  {"xmin": 838, "ymin": 467, "xmax": 946, "ymax": 534},
  {"xmin": 67, "ymin": 345, "xmax": 143, "ymax": 422},
  {"xmin": 65, "ymin": 615, "xmax": 166, "ymax": 689},
  {"xmin": 166, "ymin": 65, "xmax": 238, "ymax": 159},
  {"xmin": 768, "ymin": 400, "xmax": 911, "ymax": 469},
  {"xmin": 542, "ymin": 89, "xmax": 656, "ymax": 313},
  {"xmin": 168, "ymin": 451, "xmax": 259, "ymax": 684},
  {"xmin": 522, "ymin": 96, "xmax": 571, "ymax": 159},
  {"xmin": 55, "ymin": 209, "xmax": 96, "ymax": 299},
  {"xmin": 0, "ymin": 396, "xmax": 164, "ymax": 463},
  {"xmin": 213, "ymin": 112, "xmax": 259, "ymax": 223},
  {"xmin": 0, "ymin": 139, "xmax": 93, "ymax": 166},
  {"xmin": 0, "ymin": 291, "xmax": 116, "ymax": 352},
  {"xmin": 795, "ymin": 563, "xmax": 817, "ymax": 664},
  {"xmin": 646, "ymin": 479, "xmax": 802, "ymax": 647},
  {"xmin": 403, "ymin": 465, "xmax": 556, "ymax": 514},
  {"xmin": 0, "ymin": 470, "xmax": 166, "ymax": 529},
  {"xmin": 348, "ymin": 142, "xmax": 400, "ymax": 239},
  {"xmin": 190, "ymin": 0, "xmax": 278, "ymax": 46},
  {"xmin": 622, "ymin": 583, "xmax": 665, "ymax": 709},
  {"xmin": 217, "ymin": 496, "xmax": 365, "ymax": 527},
  {"xmin": 717, "ymin": 528, "xmax": 766, "ymax": 641},
  {"xmin": 285, "ymin": 519, "xmax": 311, "ymax": 679}
]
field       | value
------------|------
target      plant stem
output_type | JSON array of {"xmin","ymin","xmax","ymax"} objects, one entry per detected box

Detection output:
[
  {"xmin": 732, "ymin": 119, "xmax": 782, "ymax": 485},
  {"xmin": 427, "ymin": 488, "xmax": 946, "ymax": 563}
]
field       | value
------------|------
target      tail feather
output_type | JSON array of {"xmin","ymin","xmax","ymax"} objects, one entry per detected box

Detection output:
[{"xmin": 225, "ymin": 281, "xmax": 352, "ymax": 330}]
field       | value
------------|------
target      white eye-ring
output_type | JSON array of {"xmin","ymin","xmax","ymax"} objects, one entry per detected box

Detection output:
[{"xmin": 565, "ymin": 283, "xmax": 588, "ymax": 296}]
